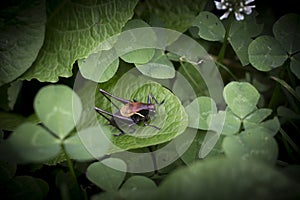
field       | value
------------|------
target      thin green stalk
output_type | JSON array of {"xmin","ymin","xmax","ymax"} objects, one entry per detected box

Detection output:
[
  {"xmin": 215, "ymin": 60, "xmax": 238, "ymax": 81},
  {"xmin": 268, "ymin": 67, "xmax": 286, "ymax": 109},
  {"xmin": 270, "ymin": 76, "xmax": 300, "ymax": 103},
  {"xmin": 61, "ymin": 144, "xmax": 88, "ymax": 200},
  {"xmin": 217, "ymin": 12, "xmax": 233, "ymax": 62},
  {"xmin": 279, "ymin": 128, "xmax": 300, "ymax": 154},
  {"xmin": 179, "ymin": 60, "xmax": 199, "ymax": 89}
]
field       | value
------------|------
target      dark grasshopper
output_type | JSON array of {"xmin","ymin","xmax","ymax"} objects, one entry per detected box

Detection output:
[{"xmin": 94, "ymin": 89, "xmax": 164, "ymax": 136}]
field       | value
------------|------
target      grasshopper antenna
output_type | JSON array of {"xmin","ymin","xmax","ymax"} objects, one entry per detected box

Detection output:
[{"xmin": 99, "ymin": 89, "xmax": 128, "ymax": 110}]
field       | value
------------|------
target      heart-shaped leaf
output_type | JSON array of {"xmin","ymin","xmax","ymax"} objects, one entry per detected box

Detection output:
[
  {"xmin": 120, "ymin": 176, "xmax": 157, "ymax": 198},
  {"xmin": 64, "ymin": 126, "xmax": 111, "ymax": 161},
  {"xmin": 244, "ymin": 108, "xmax": 273, "ymax": 124},
  {"xmin": 34, "ymin": 85, "xmax": 82, "ymax": 139},
  {"xmin": 193, "ymin": 11, "xmax": 225, "ymax": 42},
  {"xmin": 223, "ymin": 82, "xmax": 260, "ymax": 119},
  {"xmin": 219, "ymin": 108, "xmax": 241, "ymax": 135},
  {"xmin": 86, "ymin": 158, "xmax": 126, "ymax": 191},
  {"xmin": 0, "ymin": 123, "xmax": 60, "ymax": 163},
  {"xmin": 244, "ymin": 117, "xmax": 280, "ymax": 136}
]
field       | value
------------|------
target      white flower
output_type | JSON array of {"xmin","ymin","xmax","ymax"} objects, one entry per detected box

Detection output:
[{"xmin": 214, "ymin": 0, "xmax": 256, "ymax": 21}]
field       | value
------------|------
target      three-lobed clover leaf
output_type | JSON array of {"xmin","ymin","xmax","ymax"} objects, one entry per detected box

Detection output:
[
  {"xmin": 0, "ymin": 85, "xmax": 83, "ymax": 163},
  {"xmin": 183, "ymin": 81, "xmax": 280, "ymax": 163},
  {"xmin": 222, "ymin": 83, "xmax": 280, "ymax": 136},
  {"xmin": 249, "ymin": 13, "xmax": 300, "ymax": 74},
  {"xmin": 273, "ymin": 14, "xmax": 300, "ymax": 55}
]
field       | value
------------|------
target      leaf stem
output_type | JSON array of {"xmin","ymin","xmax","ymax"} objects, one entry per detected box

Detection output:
[
  {"xmin": 61, "ymin": 144, "xmax": 88, "ymax": 200},
  {"xmin": 270, "ymin": 76, "xmax": 300, "ymax": 103},
  {"xmin": 217, "ymin": 13, "xmax": 233, "ymax": 62},
  {"xmin": 179, "ymin": 60, "xmax": 199, "ymax": 89},
  {"xmin": 268, "ymin": 67, "xmax": 286, "ymax": 109},
  {"xmin": 279, "ymin": 128, "xmax": 300, "ymax": 154},
  {"xmin": 215, "ymin": 60, "xmax": 238, "ymax": 81}
]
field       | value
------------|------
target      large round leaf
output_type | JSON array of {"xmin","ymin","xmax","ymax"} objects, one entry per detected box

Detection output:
[
  {"xmin": 248, "ymin": 36, "xmax": 288, "ymax": 71},
  {"xmin": 21, "ymin": 0, "xmax": 138, "ymax": 82},
  {"xmin": 0, "ymin": 0, "xmax": 46, "ymax": 86},
  {"xmin": 93, "ymin": 76, "xmax": 188, "ymax": 153},
  {"xmin": 34, "ymin": 85, "xmax": 82, "ymax": 139}
]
